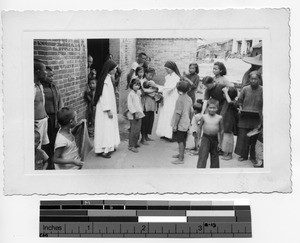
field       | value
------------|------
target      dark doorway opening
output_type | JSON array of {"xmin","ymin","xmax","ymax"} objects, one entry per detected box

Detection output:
[{"xmin": 87, "ymin": 39, "xmax": 109, "ymax": 79}]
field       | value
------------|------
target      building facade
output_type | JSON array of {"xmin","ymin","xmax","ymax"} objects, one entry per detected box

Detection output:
[{"xmin": 34, "ymin": 38, "xmax": 198, "ymax": 116}]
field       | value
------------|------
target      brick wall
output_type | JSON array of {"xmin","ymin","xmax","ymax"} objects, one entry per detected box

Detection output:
[
  {"xmin": 109, "ymin": 39, "xmax": 121, "ymax": 64},
  {"xmin": 136, "ymin": 38, "xmax": 198, "ymax": 85},
  {"xmin": 118, "ymin": 38, "xmax": 137, "ymax": 114},
  {"xmin": 34, "ymin": 39, "xmax": 88, "ymax": 120}
]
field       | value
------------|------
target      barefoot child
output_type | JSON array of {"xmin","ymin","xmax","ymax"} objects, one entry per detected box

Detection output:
[
  {"xmin": 34, "ymin": 130, "xmax": 49, "ymax": 170},
  {"xmin": 53, "ymin": 107, "xmax": 84, "ymax": 170},
  {"xmin": 197, "ymin": 99, "xmax": 224, "ymax": 168},
  {"xmin": 127, "ymin": 79, "xmax": 145, "ymax": 152},
  {"xmin": 171, "ymin": 81, "xmax": 193, "ymax": 164},
  {"xmin": 189, "ymin": 100, "xmax": 203, "ymax": 153}
]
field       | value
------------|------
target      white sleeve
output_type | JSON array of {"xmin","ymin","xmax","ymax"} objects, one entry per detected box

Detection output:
[
  {"xmin": 54, "ymin": 134, "xmax": 68, "ymax": 150},
  {"xmin": 99, "ymin": 78, "xmax": 112, "ymax": 111}
]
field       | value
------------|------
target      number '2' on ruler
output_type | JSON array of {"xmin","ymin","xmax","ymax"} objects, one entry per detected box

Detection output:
[{"xmin": 39, "ymin": 200, "xmax": 252, "ymax": 238}]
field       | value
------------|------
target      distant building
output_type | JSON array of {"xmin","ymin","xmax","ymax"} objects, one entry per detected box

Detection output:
[
  {"xmin": 251, "ymin": 41, "xmax": 262, "ymax": 56},
  {"xmin": 196, "ymin": 39, "xmax": 233, "ymax": 60},
  {"xmin": 197, "ymin": 38, "xmax": 262, "ymax": 61},
  {"xmin": 231, "ymin": 38, "xmax": 261, "ymax": 56}
]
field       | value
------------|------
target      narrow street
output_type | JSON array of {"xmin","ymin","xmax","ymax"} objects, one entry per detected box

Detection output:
[{"xmin": 83, "ymin": 58, "xmax": 254, "ymax": 170}]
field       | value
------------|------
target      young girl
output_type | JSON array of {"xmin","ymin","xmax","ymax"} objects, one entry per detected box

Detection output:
[
  {"xmin": 140, "ymin": 68, "xmax": 159, "ymax": 144},
  {"xmin": 84, "ymin": 78, "xmax": 96, "ymax": 137},
  {"xmin": 53, "ymin": 107, "xmax": 84, "ymax": 169},
  {"xmin": 213, "ymin": 62, "xmax": 234, "ymax": 87},
  {"xmin": 182, "ymin": 63, "xmax": 200, "ymax": 104},
  {"xmin": 136, "ymin": 66, "xmax": 145, "ymax": 82},
  {"xmin": 220, "ymin": 86, "xmax": 239, "ymax": 160},
  {"xmin": 127, "ymin": 79, "xmax": 145, "ymax": 153},
  {"xmin": 126, "ymin": 66, "xmax": 144, "ymax": 90}
]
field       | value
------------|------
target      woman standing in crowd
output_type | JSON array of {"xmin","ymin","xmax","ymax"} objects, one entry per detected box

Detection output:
[
  {"xmin": 156, "ymin": 61, "xmax": 181, "ymax": 140},
  {"xmin": 235, "ymin": 70, "xmax": 263, "ymax": 163},
  {"xmin": 94, "ymin": 59, "xmax": 120, "ymax": 159},
  {"xmin": 241, "ymin": 54, "xmax": 262, "ymax": 87},
  {"xmin": 182, "ymin": 63, "xmax": 200, "ymax": 104},
  {"xmin": 213, "ymin": 61, "xmax": 234, "ymax": 87}
]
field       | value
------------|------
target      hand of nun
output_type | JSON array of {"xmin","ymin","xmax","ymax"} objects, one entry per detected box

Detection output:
[{"xmin": 107, "ymin": 110, "xmax": 113, "ymax": 119}]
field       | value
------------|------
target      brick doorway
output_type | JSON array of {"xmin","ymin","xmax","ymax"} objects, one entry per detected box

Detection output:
[{"xmin": 87, "ymin": 39, "xmax": 110, "ymax": 78}]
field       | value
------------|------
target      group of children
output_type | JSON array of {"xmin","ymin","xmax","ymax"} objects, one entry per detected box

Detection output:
[
  {"xmin": 126, "ymin": 67, "xmax": 163, "ymax": 152},
  {"xmin": 124, "ymin": 60, "xmax": 255, "ymax": 169}
]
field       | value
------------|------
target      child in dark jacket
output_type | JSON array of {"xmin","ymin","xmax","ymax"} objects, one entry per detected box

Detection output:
[{"xmin": 84, "ymin": 78, "xmax": 96, "ymax": 137}]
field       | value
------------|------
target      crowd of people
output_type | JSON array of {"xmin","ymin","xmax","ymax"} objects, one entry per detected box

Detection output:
[{"xmin": 34, "ymin": 51, "xmax": 263, "ymax": 170}]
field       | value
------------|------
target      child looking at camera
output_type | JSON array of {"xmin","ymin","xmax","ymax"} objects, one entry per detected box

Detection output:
[
  {"xmin": 127, "ymin": 79, "xmax": 145, "ymax": 153},
  {"xmin": 197, "ymin": 99, "xmax": 224, "ymax": 168},
  {"xmin": 171, "ymin": 81, "xmax": 193, "ymax": 164},
  {"xmin": 213, "ymin": 62, "xmax": 233, "ymax": 87},
  {"xmin": 53, "ymin": 107, "xmax": 84, "ymax": 170},
  {"xmin": 136, "ymin": 66, "xmax": 145, "ymax": 80},
  {"xmin": 189, "ymin": 100, "xmax": 203, "ymax": 153},
  {"xmin": 182, "ymin": 63, "xmax": 200, "ymax": 104}
]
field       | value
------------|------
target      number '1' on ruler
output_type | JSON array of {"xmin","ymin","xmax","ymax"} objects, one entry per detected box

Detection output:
[{"xmin": 39, "ymin": 199, "xmax": 252, "ymax": 238}]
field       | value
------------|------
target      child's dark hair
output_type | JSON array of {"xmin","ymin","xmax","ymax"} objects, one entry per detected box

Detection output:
[
  {"xmin": 207, "ymin": 98, "xmax": 219, "ymax": 108},
  {"xmin": 214, "ymin": 62, "xmax": 227, "ymax": 76},
  {"xmin": 193, "ymin": 103, "xmax": 202, "ymax": 113},
  {"xmin": 176, "ymin": 81, "xmax": 190, "ymax": 93},
  {"xmin": 145, "ymin": 67, "xmax": 155, "ymax": 74},
  {"xmin": 138, "ymin": 52, "xmax": 147, "ymax": 58},
  {"xmin": 189, "ymin": 63, "xmax": 199, "ymax": 74},
  {"xmin": 57, "ymin": 107, "xmax": 75, "ymax": 126},
  {"xmin": 227, "ymin": 87, "xmax": 238, "ymax": 100},
  {"xmin": 129, "ymin": 78, "xmax": 141, "ymax": 90},
  {"xmin": 202, "ymin": 76, "xmax": 214, "ymax": 85},
  {"xmin": 135, "ymin": 66, "xmax": 144, "ymax": 76},
  {"xmin": 196, "ymin": 99, "xmax": 203, "ymax": 105},
  {"xmin": 88, "ymin": 78, "xmax": 97, "ymax": 85}
]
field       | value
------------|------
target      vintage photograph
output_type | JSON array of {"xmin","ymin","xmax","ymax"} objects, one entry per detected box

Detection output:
[
  {"xmin": 34, "ymin": 38, "xmax": 263, "ymax": 170},
  {"xmin": 3, "ymin": 10, "xmax": 290, "ymax": 194}
]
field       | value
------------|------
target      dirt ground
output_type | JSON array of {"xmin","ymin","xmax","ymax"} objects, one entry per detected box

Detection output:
[
  {"xmin": 83, "ymin": 58, "xmax": 256, "ymax": 170},
  {"xmin": 83, "ymin": 115, "xmax": 254, "ymax": 170}
]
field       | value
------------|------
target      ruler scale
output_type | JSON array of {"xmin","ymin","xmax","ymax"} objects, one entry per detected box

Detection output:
[{"xmin": 39, "ymin": 200, "xmax": 251, "ymax": 238}]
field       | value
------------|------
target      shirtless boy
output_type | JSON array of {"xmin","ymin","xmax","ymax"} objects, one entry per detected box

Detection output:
[{"xmin": 197, "ymin": 99, "xmax": 224, "ymax": 168}]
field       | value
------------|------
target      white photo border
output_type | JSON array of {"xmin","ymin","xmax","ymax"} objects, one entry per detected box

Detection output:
[{"xmin": 3, "ymin": 9, "xmax": 291, "ymax": 195}]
